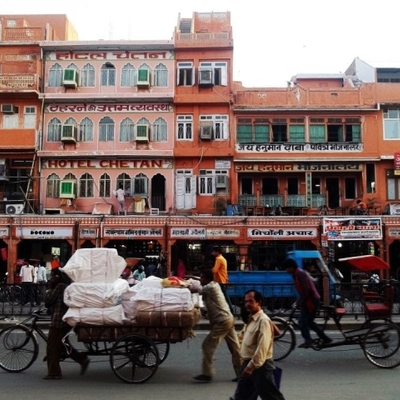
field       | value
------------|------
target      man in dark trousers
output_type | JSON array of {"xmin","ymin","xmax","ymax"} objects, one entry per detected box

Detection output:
[
  {"xmin": 43, "ymin": 270, "xmax": 90, "ymax": 379},
  {"xmin": 284, "ymin": 258, "xmax": 332, "ymax": 348},
  {"xmin": 230, "ymin": 290, "xmax": 285, "ymax": 400}
]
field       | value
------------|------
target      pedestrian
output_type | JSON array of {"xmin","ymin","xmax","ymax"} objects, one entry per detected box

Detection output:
[
  {"xmin": 147, "ymin": 258, "xmax": 157, "ymax": 276},
  {"xmin": 211, "ymin": 246, "xmax": 234, "ymax": 314},
  {"xmin": 176, "ymin": 258, "xmax": 186, "ymax": 278},
  {"xmin": 230, "ymin": 290, "xmax": 285, "ymax": 400},
  {"xmin": 355, "ymin": 199, "xmax": 367, "ymax": 215},
  {"xmin": 133, "ymin": 264, "xmax": 146, "ymax": 281},
  {"xmin": 51, "ymin": 255, "xmax": 61, "ymax": 271},
  {"xmin": 192, "ymin": 269, "xmax": 241, "ymax": 382},
  {"xmin": 115, "ymin": 184, "xmax": 126, "ymax": 215},
  {"xmin": 44, "ymin": 270, "xmax": 90, "ymax": 380},
  {"xmin": 20, "ymin": 259, "xmax": 35, "ymax": 306},
  {"xmin": 284, "ymin": 258, "xmax": 332, "ymax": 348},
  {"xmin": 34, "ymin": 260, "xmax": 47, "ymax": 305}
]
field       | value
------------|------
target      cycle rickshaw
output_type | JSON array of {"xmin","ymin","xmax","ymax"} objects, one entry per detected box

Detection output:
[{"xmin": 272, "ymin": 255, "xmax": 400, "ymax": 369}]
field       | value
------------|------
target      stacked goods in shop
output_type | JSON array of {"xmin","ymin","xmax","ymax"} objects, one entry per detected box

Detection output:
[{"xmin": 61, "ymin": 248, "xmax": 129, "ymax": 327}]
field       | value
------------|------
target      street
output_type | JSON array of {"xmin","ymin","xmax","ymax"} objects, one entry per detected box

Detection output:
[{"xmin": 0, "ymin": 330, "xmax": 399, "ymax": 400}]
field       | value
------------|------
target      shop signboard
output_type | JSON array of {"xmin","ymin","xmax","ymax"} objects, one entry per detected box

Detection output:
[
  {"xmin": 16, "ymin": 227, "xmax": 73, "ymax": 239},
  {"xmin": 103, "ymin": 227, "xmax": 163, "ymax": 239},
  {"xmin": 247, "ymin": 227, "xmax": 317, "ymax": 239},
  {"xmin": 0, "ymin": 228, "xmax": 9, "ymax": 237},
  {"xmin": 170, "ymin": 227, "xmax": 206, "ymax": 239},
  {"xmin": 395, "ymin": 152, "xmax": 400, "ymax": 175},
  {"xmin": 323, "ymin": 217, "xmax": 382, "ymax": 240}
]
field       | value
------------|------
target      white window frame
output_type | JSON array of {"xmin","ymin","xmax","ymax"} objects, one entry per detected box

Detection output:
[
  {"xmin": 199, "ymin": 115, "xmax": 229, "ymax": 140},
  {"xmin": 199, "ymin": 61, "xmax": 228, "ymax": 86},
  {"xmin": 177, "ymin": 115, "xmax": 193, "ymax": 140},
  {"xmin": 175, "ymin": 169, "xmax": 196, "ymax": 210},
  {"xmin": 23, "ymin": 106, "xmax": 36, "ymax": 129},
  {"xmin": 383, "ymin": 109, "xmax": 400, "ymax": 140},
  {"xmin": 177, "ymin": 62, "xmax": 195, "ymax": 86}
]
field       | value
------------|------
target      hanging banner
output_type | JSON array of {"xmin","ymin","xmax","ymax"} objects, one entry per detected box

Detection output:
[
  {"xmin": 323, "ymin": 217, "xmax": 382, "ymax": 240},
  {"xmin": 394, "ymin": 152, "xmax": 400, "ymax": 175}
]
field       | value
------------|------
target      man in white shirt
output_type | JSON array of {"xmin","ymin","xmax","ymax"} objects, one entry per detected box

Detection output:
[
  {"xmin": 20, "ymin": 259, "xmax": 35, "ymax": 306},
  {"xmin": 34, "ymin": 261, "xmax": 47, "ymax": 305},
  {"xmin": 115, "ymin": 184, "xmax": 126, "ymax": 215}
]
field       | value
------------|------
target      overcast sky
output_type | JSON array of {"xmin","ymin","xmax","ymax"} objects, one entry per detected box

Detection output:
[{"xmin": 2, "ymin": 0, "xmax": 399, "ymax": 87}]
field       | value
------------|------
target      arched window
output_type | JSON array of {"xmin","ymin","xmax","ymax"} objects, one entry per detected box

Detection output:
[
  {"xmin": 48, "ymin": 63, "xmax": 63, "ymax": 87},
  {"xmin": 46, "ymin": 173, "xmax": 60, "ymax": 198},
  {"xmin": 79, "ymin": 117, "xmax": 93, "ymax": 142},
  {"xmin": 154, "ymin": 63, "xmax": 168, "ymax": 86},
  {"xmin": 120, "ymin": 118, "xmax": 134, "ymax": 142},
  {"xmin": 101, "ymin": 63, "xmax": 116, "ymax": 86},
  {"xmin": 99, "ymin": 173, "xmax": 111, "ymax": 197},
  {"xmin": 66, "ymin": 63, "xmax": 78, "ymax": 71},
  {"xmin": 132, "ymin": 173, "xmax": 148, "ymax": 196},
  {"xmin": 137, "ymin": 63, "xmax": 150, "ymax": 85},
  {"xmin": 79, "ymin": 173, "xmax": 94, "ymax": 197},
  {"xmin": 47, "ymin": 117, "xmax": 62, "ymax": 141},
  {"xmin": 65, "ymin": 117, "xmax": 77, "ymax": 126},
  {"xmin": 116, "ymin": 173, "xmax": 131, "ymax": 196},
  {"xmin": 81, "ymin": 63, "xmax": 95, "ymax": 87},
  {"xmin": 153, "ymin": 117, "xmax": 167, "ymax": 141},
  {"xmin": 121, "ymin": 63, "xmax": 136, "ymax": 86},
  {"xmin": 99, "ymin": 116, "xmax": 115, "ymax": 141}
]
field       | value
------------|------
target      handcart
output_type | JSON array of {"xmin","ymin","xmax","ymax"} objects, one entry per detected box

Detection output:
[{"xmin": 0, "ymin": 308, "xmax": 200, "ymax": 383}]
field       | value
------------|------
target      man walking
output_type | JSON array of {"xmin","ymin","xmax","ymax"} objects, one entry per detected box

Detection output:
[
  {"xmin": 211, "ymin": 246, "xmax": 234, "ymax": 313},
  {"xmin": 192, "ymin": 269, "xmax": 241, "ymax": 382},
  {"xmin": 284, "ymin": 258, "xmax": 332, "ymax": 348},
  {"xmin": 231, "ymin": 290, "xmax": 285, "ymax": 400}
]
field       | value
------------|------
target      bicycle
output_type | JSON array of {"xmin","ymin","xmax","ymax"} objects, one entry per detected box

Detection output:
[
  {"xmin": 0, "ymin": 273, "xmax": 22, "ymax": 305},
  {"xmin": 271, "ymin": 300, "xmax": 400, "ymax": 369}
]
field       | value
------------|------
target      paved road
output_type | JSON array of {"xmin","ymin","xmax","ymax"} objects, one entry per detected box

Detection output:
[{"xmin": 1, "ymin": 330, "xmax": 399, "ymax": 400}]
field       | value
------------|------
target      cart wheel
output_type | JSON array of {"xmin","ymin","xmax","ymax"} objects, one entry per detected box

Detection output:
[
  {"xmin": 153, "ymin": 341, "xmax": 170, "ymax": 364},
  {"xmin": 110, "ymin": 333, "xmax": 160, "ymax": 383},
  {"xmin": 271, "ymin": 316, "xmax": 296, "ymax": 361},
  {"xmin": 0, "ymin": 325, "xmax": 39, "ymax": 372},
  {"xmin": 363, "ymin": 323, "xmax": 400, "ymax": 369}
]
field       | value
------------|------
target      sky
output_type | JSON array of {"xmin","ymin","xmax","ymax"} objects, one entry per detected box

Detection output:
[{"xmin": 2, "ymin": 0, "xmax": 400, "ymax": 87}]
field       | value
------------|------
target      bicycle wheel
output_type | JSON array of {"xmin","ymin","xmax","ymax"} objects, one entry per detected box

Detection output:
[
  {"xmin": 271, "ymin": 316, "xmax": 296, "ymax": 361},
  {"xmin": 153, "ymin": 341, "xmax": 170, "ymax": 364},
  {"xmin": 110, "ymin": 333, "xmax": 160, "ymax": 383},
  {"xmin": 0, "ymin": 325, "xmax": 39, "ymax": 372},
  {"xmin": 363, "ymin": 323, "xmax": 400, "ymax": 369}
]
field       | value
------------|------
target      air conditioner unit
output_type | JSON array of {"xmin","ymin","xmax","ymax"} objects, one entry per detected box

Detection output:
[
  {"xmin": 1, "ymin": 104, "xmax": 18, "ymax": 114},
  {"xmin": 200, "ymin": 125, "xmax": 213, "ymax": 140},
  {"xmin": 198, "ymin": 68, "xmax": 214, "ymax": 86},
  {"xmin": 137, "ymin": 69, "xmax": 150, "ymax": 87},
  {"xmin": 5, "ymin": 204, "xmax": 24, "ymax": 215},
  {"xmin": 136, "ymin": 124, "xmax": 149, "ymax": 141},
  {"xmin": 43, "ymin": 208, "xmax": 65, "ymax": 215},
  {"xmin": 59, "ymin": 180, "xmax": 76, "ymax": 199},
  {"xmin": 61, "ymin": 124, "xmax": 77, "ymax": 142},
  {"xmin": 216, "ymin": 175, "xmax": 228, "ymax": 189},
  {"xmin": 63, "ymin": 69, "xmax": 79, "ymax": 88}
]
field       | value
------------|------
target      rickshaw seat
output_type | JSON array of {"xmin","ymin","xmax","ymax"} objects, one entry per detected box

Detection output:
[
  {"xmin": 363, "ymin": 285, "xmax": 395, "ymax": 322},
  {"xmin": 335, "ymin": 308, "xmax": 346, "ymax": 316}
]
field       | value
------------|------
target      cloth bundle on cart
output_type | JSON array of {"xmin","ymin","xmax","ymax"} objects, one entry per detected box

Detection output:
[{"xmin": 61, "ymin": 248, "xmax": 129, "ymax": 327}]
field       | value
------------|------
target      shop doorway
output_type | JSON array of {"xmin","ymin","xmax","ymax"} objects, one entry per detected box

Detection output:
[
  {"xmin": 388, "ymin": 240, "xmax": 400, "ymax": 280},
  {"xmin": 326, "ymin": 177, "xmax": 340, "ymax": 208},
  {"xmin": 151, "ymin": 174, "xmax": 166, "ymax": 211}
]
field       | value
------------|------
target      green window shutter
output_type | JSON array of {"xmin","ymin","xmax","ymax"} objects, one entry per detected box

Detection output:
[
  {"xmin": 138, "ymin": 69, "xmax": 149, "ymax": 82},
  {"xmin": 289, "ymin": 125, "xmax": 305, "ymax": 142},
  {"xmin": 237, "ymin": 125, "xmax": 253, "ymax": 143},
  {"xmin": 309, "ymin": 125, "xmax": 325, "ymax": 143},
  {"xmin": 254, "ymin": 125, "xmax": 269, "ymax": 143}
]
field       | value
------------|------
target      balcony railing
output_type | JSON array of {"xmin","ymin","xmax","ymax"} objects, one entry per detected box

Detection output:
[
  {"xmin": 238, "ymin": 194, "xmax": 326, "ymax": 208},
  {"xmin": 2, "ymin": 27, "xmax": 45, "ymax": 41},
  {"xmin": 0, "ymin": 74, "xmax": 40, "ymax": 91}
]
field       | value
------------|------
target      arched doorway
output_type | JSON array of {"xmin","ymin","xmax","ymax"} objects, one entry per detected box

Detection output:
[
  {"xmin": 151, "ymin": 173, "xmax": 166, "ymax": 211},
  {"xmin": 389, "ymin": 240, "xmax": 400, "ymax": 280}
]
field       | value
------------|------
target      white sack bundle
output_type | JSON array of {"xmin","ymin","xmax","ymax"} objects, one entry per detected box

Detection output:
[
  {"xmin": 121, "ymin": 287, "xmax": 139, "ymax": 323},
  {"xmin": 136, "ymin": 286, "xmax": 194, "ymax": 312},
  {"xmin": 63, "ymin": 304, "xmax": 126, "ymax": 327},
  {"xmin": 62, "ymin": 248, "xmax": 126, "ymax": 283},
  {"xmin": 140, "ymin": 276, "xmax": 163, "ymax": 288},
  {"xmin": 64, "ymin": 279, "xmax": 129, "ymax": 308}
]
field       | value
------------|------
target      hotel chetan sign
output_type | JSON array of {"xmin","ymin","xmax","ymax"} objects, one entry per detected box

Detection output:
[
  {"xmin": 236, "ymin": 162, "xmax": 362, "ymax": 172},
  {"xmin": 247, "ymin": 228, "xmax": 317, "ymax": 239},
  {"xmin": 42, "ymin": 159, "xmax": 173, "ymax": 169}
]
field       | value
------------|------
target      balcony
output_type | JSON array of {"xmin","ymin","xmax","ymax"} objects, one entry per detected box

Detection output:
[
  {"xmin": 0, "ymin": 129, "xmax": 37, "ymax": 149},
  {"xmin": 0, "ymin": 74, "xmax": 41, "ymax": 92},
  {"xmin": 239, "ymin": 194, "xmax": 326, "ymax": 208},
  {"xmin": 2, "ymin": 27, "xmax": 45, "ymax": 42},
  {"xmin": 175, "ymin": 32, "xmax": 233, "ymax": 48}
]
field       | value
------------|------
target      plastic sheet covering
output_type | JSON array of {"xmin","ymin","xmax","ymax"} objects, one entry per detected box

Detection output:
[
  {"xmin": 64, "ymin": 279, "xmax": 129, "ymax": 308},
  {"xmin": 61, "ymin": 248, "xmax": 126, "ymax": 283},
  {"xmin": 63, "ymin": 304, "xmax": 126, "ymax": 327},
  {"xmin": 136, "ymin": 287, "xmax": 194, "ymax": 312}
]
